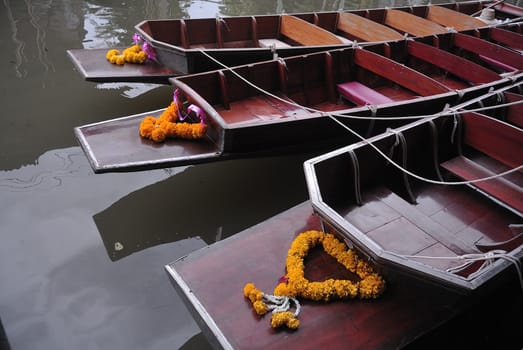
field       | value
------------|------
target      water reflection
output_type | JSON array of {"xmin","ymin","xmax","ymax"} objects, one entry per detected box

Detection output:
[{"xmin": 94, "ymin": 153, "xmax": 311, "ymax": 261}]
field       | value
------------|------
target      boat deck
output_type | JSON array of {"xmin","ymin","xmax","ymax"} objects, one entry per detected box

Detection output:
[
  {"xmin": 67, "ymin": 48, "xmax": 180, "ymax": 83},
  {"xmin": 165, "ymin": 201, "xmax": 523, "ymax": 350}
]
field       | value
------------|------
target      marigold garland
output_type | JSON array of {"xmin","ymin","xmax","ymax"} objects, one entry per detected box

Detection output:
[
  {"xmin": 106, "ymin": 44, "xmax": 147, "ymax": 65},
  {"xmin": 106, "ymin": 33, "xmax": 156, "ymax": 65},
  {"xmin": 139, "ymin": 96, "xmax": 207, "ymax": 143},
  {"xmin": 243, "ymin": 230, "xmax": 385, "ymax": 330}
]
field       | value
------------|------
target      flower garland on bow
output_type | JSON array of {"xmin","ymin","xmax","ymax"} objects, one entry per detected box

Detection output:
[
  {"xmin": 106, "ymin": 33, "xmax": 156, "ymax": 65},
  {"xmin": 243, "ymin": 230, "xmax": 385, "ymax": 330},
  {"xmin": 139, "ymin": 89, "xmax": 207, "ymax": 142}
]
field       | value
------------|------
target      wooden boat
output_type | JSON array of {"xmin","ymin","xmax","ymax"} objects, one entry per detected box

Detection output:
[
  {"xmin": 67, "ymin": 0, "xmax": 523, "ymax": 82},
  {"xmin": 74, "ymin": 31, "xmax": 522, "ymax": 173},
  {"xmin": 165, "ymin": 201, "xmax": 523, "ymax": 349},
  {"xmin": 303, "ymin": 93, "xmax": 523, "ymax": 292}
]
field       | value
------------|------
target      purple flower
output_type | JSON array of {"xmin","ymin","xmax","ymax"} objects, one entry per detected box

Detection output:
[
  {"xmin": 142, "ymin": 42, "xmax": 156, "ymax": 60},
  {"xmin": 188, "ymin": 104, "xmax": 205, "ymax": 124},
  {"xmin": 173, "ymin": 89, "xmax": 205, "ymax": 124},
  {"xmin": 133, "ymin": 33, "xmax": 142, "ymax": 45}
]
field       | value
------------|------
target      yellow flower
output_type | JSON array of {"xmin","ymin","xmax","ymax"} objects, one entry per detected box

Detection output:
[
  {"xmin": 106, "ymin": 44, "xmax": 147, "ymax": 65},
  {"xmin": 271, "ymin": 311, "xmax": 299, "ymax": 330},
  {"xmin": 281, "ymin": 230, "xmax": 385, "ymax": 302},
  {"xmin": 273, "ymin": 282, "xmax": 292, "ymax": 297},
  {"xmin": 138, "ymin": 101, "xmax": 207, "ymax": 142},
  {"xmin": 244, "ymin": 230, "xmax": 385, "ymax": 331},
  {"xmin": 253, "ymin": 300, "xmax": 268, "ymax": 315},
  {"xmin": 106, "ymin": 49, "xmax": 120, "ymax": 60}
]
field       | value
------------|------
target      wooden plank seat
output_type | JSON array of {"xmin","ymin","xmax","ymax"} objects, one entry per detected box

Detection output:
[
  {"xmin": 440, "ymin": 112, "xmax": 523, "ymax": 215},
  {"xmin": 337, "ymin": 81, "xmax": 394, "ymax": 105},
  {"xmin": 406, "ymin": 40, "xmax": 502, "ymax": 84},
  {"xmin": 504, "ymin": 92, "xmax": 523, "ymax": 128},
  {"xmin": 336, "ymin": 12, "xmax": 404, "ymax": 42},
  {"xmin": 425, "ymin": 5, "xmax": 487, "ymax": 31},
  {"xmin": 489, "ymin": 27, "xmax": 523, "ymax": 51},
  {"xmin": 452, "ymin": 33, "xmax": 523, "ymax": 72},
  {"xmin": 384, "ymin": 9, "xmax": 449, "ymax": 37},
  {"xmin": 476, "ymin": 232, "xmax": 523, "ymax": 252},
  {"xmin": 478, "ymin": 55, "xmax": 519, "ymax": 73},
  {"xmin": 280, "ymin": 15, "xmax": 346, "ymax": 46},
  {"xmin": 441, "ymin": 156, "xmax": 523, "ymax": 214},
  {"xmin": 352, "ymin": 48, "xmax": 451, "ymax": 97}
]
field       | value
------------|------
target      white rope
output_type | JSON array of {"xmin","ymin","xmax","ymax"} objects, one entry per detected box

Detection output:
[
  {"xmin": 262, "ymin": 293, "xmax": 301, "ymax": 316},
  {"xmin": 199, "ymin": 46, "xmax": 523, "ymax": 122},
  {"xmin": 196, "ymin": 49, "xmax": 523, "ymax": 186},
  {"xmin": 327, "ymin": 116, "xmax": 523, "ymax": 186},
  {"xmin": 394, "ymin": 249, "xmax": 523, "ymax": 290}
]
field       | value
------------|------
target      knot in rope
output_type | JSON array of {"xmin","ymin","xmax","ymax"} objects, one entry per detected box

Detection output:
[
  {"xmin": 447, "ymin": 250, "xmax": 523, "ymax": 291},
  {"xmin": 243, "ymin": 283, "xmax": 301, "ymax": 330}
]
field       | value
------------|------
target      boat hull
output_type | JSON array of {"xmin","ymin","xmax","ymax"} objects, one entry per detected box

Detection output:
[{"xmin": 304, "ymin": 103, "xmax": 523, "ymax": 293}]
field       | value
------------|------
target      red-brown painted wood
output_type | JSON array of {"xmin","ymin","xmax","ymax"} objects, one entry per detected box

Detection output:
[
  {"xmin": 462, "ymin": 112, "xmax": 523, "ymax": 171},
  {"xmin": 452, "ymin": 33, "xmax": 523, "ymax": 70},
  {"xmin": 425, "ymin": 5, "xmax": 486, "ymax": 31},
  {"xmin": 504, "ymin": 92, "xmax": 523, "ymax": 128},
  {"xmin": 167, "ymin": 202, "xmax": 523, "ymax": 349},
  {"xmin": 489, "ymin": 27, "xmax": 523, "ymax": 50},
  {"xmin": 441, "ymin": 155, "xmax": 523, "ymax": 213}
]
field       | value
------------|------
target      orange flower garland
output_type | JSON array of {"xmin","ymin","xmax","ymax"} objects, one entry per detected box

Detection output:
[
  {"xmin": 243, "ymin": 230, "xmax": 385, "ymax": 330},
  {"xmin": 106, "ymin": 45, "xmax": 147, "ymax": 65},
  {"xmin": 139, "ymin": 99, "xmax": 207, "ymax": 143},
  {"xmin": 106, "ymin": 33, "xmax": 156, "ymax": 65}
]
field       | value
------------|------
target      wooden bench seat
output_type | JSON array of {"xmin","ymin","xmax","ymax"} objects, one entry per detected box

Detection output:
[
  {"xmin": 440, "ymin": 112, "xmax": 523, "ymax": 215},
  {"xmin": 280, "ymin": 15, "xmax": 345, "ymax": 46},
  {"xmin": 479, "ymin": 55, "xmax": 518, "ymax": 72},
  {"xmin": 452, "ymin": 33, "xmax": 523, "ymax": 72},
  {"xmin": 384, "ymin": 9, "xmax": 448, "ymax": 37},
  {"xmin": 489, "ymin": 27, "xmax": 523, "ymax": 51},
  {"xmin": 337, "ymin": 81, "xmax": 394, "ymax": 105},
  {"xmin": 407, "ymin": 40, "xmax": 501, "ymax": 84},
  {"xmin": 504, "ymin": 92, "xmax": 523, "ymax": 128},
  {"xmin": 425, "ymin": 5, "xmax": 486, "ymax": 31},
  {"xmin": 441, "ymin": 155, "xmax": 523, "ymax": 214},
  {"xmin": 336, "ymin": 12, "xmax": 404, "ymax": 42}
]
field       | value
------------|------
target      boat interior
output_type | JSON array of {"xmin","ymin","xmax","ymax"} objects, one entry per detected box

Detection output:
[
  {"xmin": 136, "ymin": 2, "xmax": 509, "ymax": 51},
  {"xmin": 172, "ymin": 35, "xmax": 515, "ymax": 130},
  {"xmin": 306, "ymin": 89, "xmax": 523, "ymax": 284}
]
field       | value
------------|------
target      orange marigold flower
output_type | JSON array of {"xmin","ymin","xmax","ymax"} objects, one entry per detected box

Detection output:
[
  {"xmin": 151, "ymin": 126, "xmax": 167, "ymax": 142},
  {"xmin": 270, "ymin": 311, "xmax": 299, "ymax": 330},
  {"xmin": 253, "ymin": 300, "xmax": 268, "ymax": 315}
]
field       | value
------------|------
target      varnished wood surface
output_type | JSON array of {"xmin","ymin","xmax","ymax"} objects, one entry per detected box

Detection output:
[
  {"xmin": 166, "ymin": 202, "xmax": 497, "ymax": 350},
  {"xmin": 452, "ymin": 33, "xmax": 523, "ymax": 71},
  {"xmin": 384, "ymin": 9, "xmax": 449, "ymax": 36},
  {"xmin": 280, "ymin": 15, "xmax": 344, "ymax": 46},
  {"xmin": 489, "ymin": 27, "xmax": 523, "ymax": 51},
  {"xmin": 67, "ymin": 49, "xmax": 179, "ymax": 83},
  {"xmin": 504, "ymin": 92, "xmax": 523, "ymax": 128},
  {"xmin": 74, "ymin": 110, "xmax": 222, "ymax": 173},
  {"xmin": 336, "ymin": 12, "xmax": 404, "ymax": 42},
  {"xmin": 425, "ymin": 5, "xmax": 487, "ymax": 31}
]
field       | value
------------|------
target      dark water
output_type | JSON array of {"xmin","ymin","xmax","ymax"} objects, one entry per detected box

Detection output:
[{"xmin": 0, "ymin": 0, "xmax": 500, "ymax": 349}]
